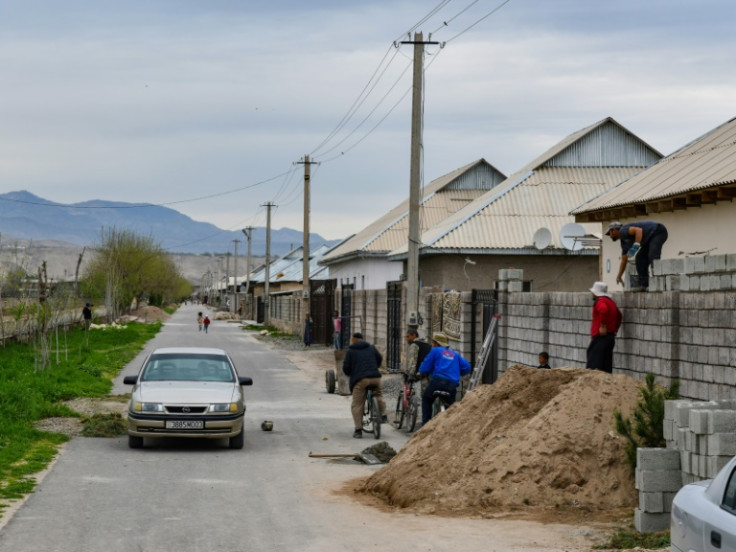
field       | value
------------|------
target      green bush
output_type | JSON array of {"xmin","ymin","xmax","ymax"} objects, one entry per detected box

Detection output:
[{"xmin": 614, "ymin": 372, "xmax": 680, "ymax": 473}]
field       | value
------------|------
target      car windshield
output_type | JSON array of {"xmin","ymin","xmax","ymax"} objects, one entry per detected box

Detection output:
[{"xmin": 141, "ymin": 353, "xmax": 235, "ymax": 383}]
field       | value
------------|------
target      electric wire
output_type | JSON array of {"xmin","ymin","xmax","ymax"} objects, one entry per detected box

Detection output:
[
  {"xmin": 397, "ymin": 0, "xmax": 454, "ymax": 42},
  {"xmin": 310, "ymin": 44, "xmax": 401, "ymax": 157},
  {"xmin": 430, "ymin": 0, "xmax": 481, "ymax": 35},
  {"xmin": 443, "ymin": 0, "xmax": 513, "ymax": 43}
]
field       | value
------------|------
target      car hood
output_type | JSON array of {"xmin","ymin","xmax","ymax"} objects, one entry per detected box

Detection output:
[{"xmin": 136, "ymin": 382, "xmax": 239, "ymax": 404}]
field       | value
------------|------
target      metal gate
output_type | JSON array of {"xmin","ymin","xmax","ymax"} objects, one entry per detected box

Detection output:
[
  {"xmin": 386, "ymin": 280, "xmax": 403, "ymax": 372},
  {"xmin": 310, "ymin": 279, "xmax": 336, "ymax": 347},
  {"xmin": 339, "ymin": 284, "xmax": 354, "ymax": 349},
  {"xmin": 471, "ymin": 289, "xmax": 499, "ymax": 384}
]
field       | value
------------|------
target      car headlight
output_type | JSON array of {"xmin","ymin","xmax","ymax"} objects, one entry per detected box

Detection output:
[
  {"xmin": 209, "ymin": 403, "xmax": 239, "ymax": 413},
  {"xmin": 133, "ymin": 402, "xmax": 164, "ymax": 412}
]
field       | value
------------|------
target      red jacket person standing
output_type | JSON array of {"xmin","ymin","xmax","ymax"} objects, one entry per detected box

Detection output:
[{"xmin": 586, "ymin": 282, "xmax": 622, "ymax": 374}]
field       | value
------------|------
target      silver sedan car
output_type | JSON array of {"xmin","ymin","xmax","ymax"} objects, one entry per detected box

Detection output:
[
  {"xmin": 123, "ymin": 347, "xmax": 253, "ymax": 449},
  {"xmin": 671, "ymin": 455, "xmax": 736, "ymax": 552}
]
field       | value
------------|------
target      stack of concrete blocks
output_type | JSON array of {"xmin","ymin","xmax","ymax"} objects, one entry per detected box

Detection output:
[
  {"xmin": 651, "ymin": 253, "xmax": 736, "ymax": 291},
  {"xmin": 664, "ymin": 399, "xmax": 736, "ymax": 483},
  {"xmin": 634, "ymin": 447, "xmax": 681, "ymax": 532},
  {"xmin": 635, "ymin": 398, "xmax": 736, "ymax": 533}
]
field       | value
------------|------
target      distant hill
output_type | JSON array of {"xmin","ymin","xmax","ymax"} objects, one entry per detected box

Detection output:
[{"xmin": 0, "ymin": 191, "xmax": 338, "ymax": 256}]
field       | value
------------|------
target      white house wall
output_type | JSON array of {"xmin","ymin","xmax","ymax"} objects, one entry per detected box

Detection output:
[
  {"xmin": 328, "ymin": 258, "xmax": 403, "ymax": 290},
  {"xmin": 599, "ymin": 202, "xmax": 736, "ymax": 289}
]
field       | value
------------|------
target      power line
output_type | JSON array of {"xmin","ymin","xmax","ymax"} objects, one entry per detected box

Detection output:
[{"xmin": 444, "ymin": 0, "xmax": 514, "ymax": 43}]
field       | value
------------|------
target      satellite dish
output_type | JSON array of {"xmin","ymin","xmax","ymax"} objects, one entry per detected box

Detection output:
[
  {"xmin": 533, "ymin": 227, "xmax": 552, "ymax": 250},
  {"xmin": 560, "ymin": 223, "xmax": 586, "ymax": 251}
]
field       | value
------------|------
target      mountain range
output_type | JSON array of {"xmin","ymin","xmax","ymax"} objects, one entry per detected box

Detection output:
[{"xmin": 0, "ymin": 191, "xmax": 339, "ymax": 256}]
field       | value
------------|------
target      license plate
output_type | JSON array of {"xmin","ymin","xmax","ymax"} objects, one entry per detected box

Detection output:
[{"xmin": 166, "ymin": 420, "xmax": 204, "ymax": 430}]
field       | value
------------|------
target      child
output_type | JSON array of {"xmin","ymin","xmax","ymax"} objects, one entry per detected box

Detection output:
[
  {"xmin": 203, "ymin": 315, "xmax": 211, "ymax": 334},
  {"xmin": 537, "ymin": 351, "xmax": 551, "ymax": 369},
  {"xmin": 197, "ymin": 312, "xmax": 204, "ymax": 331}
]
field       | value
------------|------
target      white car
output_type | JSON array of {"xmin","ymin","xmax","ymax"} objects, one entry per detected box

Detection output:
[
  {"xmin": 123, "ymin": 347, "xmax": 253, "ymax": 449},
  {"xmin": 671, "ymin": 455, "xmax": 736, "ymax": 552}
]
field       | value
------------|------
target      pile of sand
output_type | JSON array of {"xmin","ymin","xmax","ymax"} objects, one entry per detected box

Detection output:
[
  {"xmin": 129, "ymin": 305, "xmax": 170, "ymax": 322},
  {"xmin": 359, "ymin": 365, "xmax": 645, "ymax": 520}
]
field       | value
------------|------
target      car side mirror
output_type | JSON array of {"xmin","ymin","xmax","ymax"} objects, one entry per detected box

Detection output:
[
  {"xmin": 238, "ymin": 376, "xmax": 253, "ymax": 386},
  {"xmin": 123, "ymin": 375, "xmax": 139, "ymax": 385}
]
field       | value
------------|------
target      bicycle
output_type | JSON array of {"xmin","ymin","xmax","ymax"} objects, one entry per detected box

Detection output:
[
  {"xmin": 431, "ymin": 389, "xmax": 454, "ymax": 419},
  {"xmin": 393, "ymin": 372, "xmax": 419, "ymax": 433},
  {"xmin": 362, "ymin": 385, "xmax": 382, "ymax": 439}
]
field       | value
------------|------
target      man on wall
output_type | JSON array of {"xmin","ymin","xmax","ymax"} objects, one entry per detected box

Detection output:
[{"xmin": 606, "ymin": 220, "xmax": 668, "ymax": 291}]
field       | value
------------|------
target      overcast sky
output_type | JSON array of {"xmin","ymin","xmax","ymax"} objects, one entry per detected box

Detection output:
[{"xmin": 1, "ymin": 0, "xmax": 734, "ymax": 247}]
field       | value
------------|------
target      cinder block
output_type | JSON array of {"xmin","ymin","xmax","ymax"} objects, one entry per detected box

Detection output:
[
  {"xmin": 679, "ymin": 450, "xmax": 691, "ymax": 473},
  {"xmin": 637, "ymin": 448, "xmax": 681, "ymax": 471},
  {"xmin": 673, "ymin": 401, "xmax": 696, "ymax": 427},
  {"xmin": 709, "ymin": 410, "xmax": 736, "ymax": 433},
  {"xmin": 707, "ymin": 433, "xmax": 736, "ymax": 456},
  {"xmin": 726, "ymin": 253, "xmax": 736, "ymax": 271},
  {"xmin": 689, "ymin": 410, "xmax": 710, "ymax": 434},
  {"xmin": 635, "ymin": 468, "xmax": 683, "ymax": 492},
  {"xmin": 707, "ymin": 455, "xmax": 733, "ymax": 478},
  {"xmin": 664, "ymin": 491, "xmax": 678, "ymax": 513},
  {"xmin": 685, "ymin": 256, "xmax": 705, "ymax": 274},
  {"xmin": 506, "ymin": 268, "xmax": 523, "ymax": 280},
  {"xmin": 639, "ymin": 491, "xmax": 664, "ymax": 513},
  {"xmin": 634, "ymin": 508, "xmax": 670, "ymax": 533},
  {"xmin": 507, "ymin": 281, "xmax": 523, "ymax": 292}
]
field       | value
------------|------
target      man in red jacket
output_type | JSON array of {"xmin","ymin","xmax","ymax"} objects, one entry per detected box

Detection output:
[{"xmin": 586, "ymin": 281, "xmax": 622, "ymax": 374}]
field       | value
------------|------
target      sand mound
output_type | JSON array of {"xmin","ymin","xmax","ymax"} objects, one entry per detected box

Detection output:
[
  {"xmin": 129, "ymin": 305, "xmax": 170, "ymax": 322},
  {"xmin": 359, "ymin": 365, "xmax": 644, "ymax": 519}
]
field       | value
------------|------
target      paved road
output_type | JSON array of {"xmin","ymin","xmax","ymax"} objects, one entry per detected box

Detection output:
[{"xmin": 0, "ymin": 305, "xmax": 597, "ymax": 552}]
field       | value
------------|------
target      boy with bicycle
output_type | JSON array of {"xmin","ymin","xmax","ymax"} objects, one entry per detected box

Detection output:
[
  {"xmin": 342, "ymin": 332, "xmax": 387, "ymax": 438},
  {"xmin": 417, "ymin": 332, "xmax": 471, "ymax": 425}
]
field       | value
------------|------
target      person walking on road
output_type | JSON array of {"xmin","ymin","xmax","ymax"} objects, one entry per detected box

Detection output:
[
  {"xmin": 417, "ymin": 332, "xmax": 471, "ymax": 425},
  {"xmin": 586, "ymin": 282, "xmax": 622, "ymax": 374},
  {"xmin": 605, "ymin": 220, "xmax": 668, "ymax": 291},
  {"xmin": 342, "ymin": 332, "xmax": 387, "ymax": 438},
  {"xmin": 197, "ymin": 312, "xmax": 204, "ymax": 331},
  {"xmin": 203, "ymin": 314, "xmax": 211, "ymax": 334}
]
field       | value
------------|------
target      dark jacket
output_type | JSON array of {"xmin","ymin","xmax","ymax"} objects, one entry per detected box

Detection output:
[{"xmin": 342, "ymin": 340, "xmax": 383, "ymax": 392}]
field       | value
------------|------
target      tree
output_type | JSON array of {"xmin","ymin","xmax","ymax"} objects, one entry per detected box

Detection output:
[{"xmin": 82, "ymin": 228, "xmax": 191, "ymax": 316}]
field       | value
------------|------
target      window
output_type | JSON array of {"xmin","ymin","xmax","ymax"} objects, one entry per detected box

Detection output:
[{"xmin": 723, "ymin": 467, "xmax": 736, "ymax": 513}]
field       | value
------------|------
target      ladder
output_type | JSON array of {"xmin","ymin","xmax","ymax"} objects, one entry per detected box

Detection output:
[{"xmin": 467, "ymin": 314, "xmax": 501, "ymax": 391}]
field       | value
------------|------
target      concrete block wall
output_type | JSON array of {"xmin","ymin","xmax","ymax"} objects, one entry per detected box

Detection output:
[
  {"xmin": 651, "ymin": 253, "xmax": 736, "ymax": 292},
  {"xmin": 634, "ymin": 448, "xmax": 680, "ymax": 533},
  {"xmin": 494, "ymin": 267, "xmax": 736, "ymax": 401}
]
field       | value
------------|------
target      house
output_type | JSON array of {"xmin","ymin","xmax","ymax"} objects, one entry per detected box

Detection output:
[
  {"xmin": 572, "ymin": 116, "xmax": 736, "ymax": 291},
  {"xmin": 318, "ymin": 159, "xmax": 507, "ymax": 291},
  {"xmin": 387, "ymin": 117, "xmax": 663, "ymax": 292}
]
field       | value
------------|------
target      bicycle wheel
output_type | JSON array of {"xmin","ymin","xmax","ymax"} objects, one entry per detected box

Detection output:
[
  {"xmin": 405, "ymin": 394, "xmax": 418, "ymax": 433},
  {"xmin": 393, "ymin": 391, "xmax": 405, "ymax": 429},
  {"xmin": 362, "ymin": 391, "xmax": 372, "ymax": 431},
  {"xmin": 371, "ymin": 396, "xmax": 381, "ymax": 439}
]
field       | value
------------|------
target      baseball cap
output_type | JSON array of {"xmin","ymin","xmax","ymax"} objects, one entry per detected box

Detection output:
[{"xmin": 605, "ymin": 222, "xmax": 622, "ymax": 235}]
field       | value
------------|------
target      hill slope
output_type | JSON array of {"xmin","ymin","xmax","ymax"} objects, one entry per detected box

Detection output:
[{"xmin": 0, "ymin": 190, "xmax": 337, "ymax": 256}]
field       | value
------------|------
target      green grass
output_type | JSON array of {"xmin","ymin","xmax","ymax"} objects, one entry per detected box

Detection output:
[
  {"xmin": 0, "ymin": 321, "xmax": 161, "ymax": 512},
  {"xmin": 594, "ymin": 525, "xmax": 670, "ymax": 550}
]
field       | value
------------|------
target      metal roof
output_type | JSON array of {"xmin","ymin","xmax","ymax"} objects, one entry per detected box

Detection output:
[
  {"xmin": 244, "ymin": 244, "xmax": 331, "ymax": 284},
  {"xmin": 387, "ymin": 117, "xmax": 661, "ymax": 257},
  {"xmin": 572, "ymin": 117, "xmax": 736, "ymax": 221},
  {"xmin": 319, "ymin": 159, "xmax": 506, "ymax": 265}
]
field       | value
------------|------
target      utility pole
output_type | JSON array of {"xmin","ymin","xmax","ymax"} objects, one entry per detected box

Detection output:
[
  {"xmin": 225, "ymin": 253, "xmax": 231, "ymax": 310},
  {"xmin": 297, "ymin": 155, "xmax": 317, "ymax": 316},
  {"xmin": 242, "ymin": 226, "xmax": 254, "ymax": 318},
  {"xmin": 401, "ymin": 32, "xmax": 438, "ymax": 329},
  {"xmin": 232, "ymin": 239, "xmax": 240, "ymax": 314},
  {"xmin": 263, "ymin": 202, "xmax": 275, "ymax": 326}
]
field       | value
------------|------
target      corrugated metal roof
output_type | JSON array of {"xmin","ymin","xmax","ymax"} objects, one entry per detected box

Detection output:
[
  {"xmin": 390, "ymin": 167, "xmax": 640, "ymax": 254},
  {"xmin": 245, "ymin": 244, "xmax": 331, "ymax": 284},
  {"xmin": 319, "ymin": 159, "xmax": 506, "ymax": 265},
  {"xmin": 387, "ymin": 117, "xmax": 661, "ymax": 256},
  {"xmin": 573, "ymin": 117, "xmax": 736, "ymax": 215}
]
